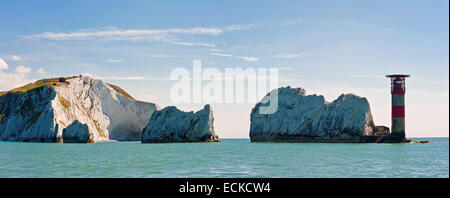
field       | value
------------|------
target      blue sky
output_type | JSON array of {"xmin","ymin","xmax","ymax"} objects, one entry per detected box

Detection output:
[{"xmin": 0, "ymin": 0, "xmax": 448, "ymax": 137}]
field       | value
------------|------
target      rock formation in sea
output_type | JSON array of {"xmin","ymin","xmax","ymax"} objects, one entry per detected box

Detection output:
[
  {"xmin": 0, "ymin": 76, "xmax": 159, "ymax": 143},
  {"xmin": 250, "ymin": 86, "xmax": 406, "ymax": 143},
  {"xmin": 142, "ymin": 104, "xmax": 220, "ymax": 143}
]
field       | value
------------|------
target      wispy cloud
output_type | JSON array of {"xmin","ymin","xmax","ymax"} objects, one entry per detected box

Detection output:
[
  {"xmin": 0, "ymin": 54, "xmax": 73, "ymax": 61},
  {"xmin": 37, "ymin": 68, "xmax": 47, "ymax": 75},
  {"xmin": 224, "ymin": 19, "xmax": 306, "ymax": 32},
  {"xmin": 12, "ymin": 55, "xmax": 21, "ymax": 61},
  {"xmin": 225, "ymin": 23, "xmax": 267, "ymax": 31},
  {"xmin": 210, "ymin": 52, "xmax": 233, "ymax": 57},
  {"xmin": 24, "ymin": 19, "xmax": 308, "ymax": 42},
  {"xmin": 170, "ymin": 41, "xmax": 215, "ymax": 47},
  {"xmin": 207, "ymin": 49, "xmax": 224, "ymax": 52},
  {"xmin": 210, "ymin": 52, "xmax": 258, "ymax": 62},
  {"xmin": 24, "ymin": 27, "xmax": 223, "ymax": 41},
  {"xmin": 273, "ymin": 53, "xmax": 314, "ymax": 59},
  {"xmin": 106, "ymin": 59, "xmax": 125, "ymax": 63},
  {"xmin": 235, "ymin": 56, "xmax": 258, "ymax": 62}
]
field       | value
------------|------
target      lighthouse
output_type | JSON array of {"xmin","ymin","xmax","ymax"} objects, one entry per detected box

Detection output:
[{"xmin": 386, "ymin": 74, "xmax": 410, "ymax": 140}]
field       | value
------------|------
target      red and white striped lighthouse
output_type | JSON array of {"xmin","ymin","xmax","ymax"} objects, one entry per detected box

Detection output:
[{"xmin": 386, "ymin": 74, "xmax": 410, "ymax": 139}]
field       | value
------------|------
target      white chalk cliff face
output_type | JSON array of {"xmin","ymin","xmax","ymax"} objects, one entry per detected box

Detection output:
[
  {"xmin": 0, "ymin": 76, "xmax": 159, "ymax": 143},
  {"xmin": 142, "ymin": 104, "xmax": 220, "ymax": 143},
  {"xmin": 250, "ymin": 87, "xmax": 376, "ymax": 142}
]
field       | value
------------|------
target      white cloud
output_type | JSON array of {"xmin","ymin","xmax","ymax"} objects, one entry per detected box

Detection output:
[
  {"xmin": 208, "ymin": 49, "xmax": 224, "ymax": 52},
  {"xmin": 223, "ymin": 19, "xmax": 306, "ymax": 32},
  {"xmin": 225, "ymin": 23, "xmax": 267, "ymax": 31},
  {"xmin": 24, "ymin": 19, "xmax": 309, "ymax": 41},
  {"xmin": 37, "ymin": 68, "xmax": 47, "ymax": 75},
  {"xmin": 273, "ymin": 53, "xmax": 314, "ymax": 59},
  {"xmin": 12, "ymin": 55, "xmax": 21, "ymax": 61},
  {"xmin": 106, "ymin": 59, "xmax": 125, "ymax": 63},
  {"xmin": 210, "ymin": 52, "xmax": 233, "ymax": 57},
  {"xmin": 210, "ymin": 53, "xmax": 258, "ymax": 62},
  {"xmin": 24, "ymin": 27, "xmax": 223, "ymax": 41},
  {"xmin": 0, "ymin": 65, "xmax": 34, "ymax": 91},
  {"xmin": 0, "ymin": 58, "xmax": 8, "ymax": 70},
  {"xmin": 170, "ymin": 41, "xmax": 215, "ymax": 47},
  {"xmin": 15, "ymin": 65, "xmax": 32, "ymax": 76},
  {"xmin": 0, "ymin": 58, "xmax": 35, "ymax": 90},
  {"xmin": 235, "ymin": 56, "xmax": 259, "ymax": 62},
  {"xmin": 0, "ymin": 72, "xmax": 33, "ymax": 91}
]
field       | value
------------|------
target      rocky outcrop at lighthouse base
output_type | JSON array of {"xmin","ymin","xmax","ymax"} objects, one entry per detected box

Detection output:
[
  {"xmin": 250, "ymin": 87, "xmax": 407, "ymax": 143},
  {"xmin": 142, "ymin": 105, "xmax": 220, "ymax": 143},
  {"xmin": 0, "ymin": 76, "xmax": 159, "ymax": 143}
]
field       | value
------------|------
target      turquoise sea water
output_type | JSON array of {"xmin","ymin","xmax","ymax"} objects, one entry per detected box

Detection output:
[{"xmin": 0, "ymin": 138, "xmax": 448, "ymax": 178}]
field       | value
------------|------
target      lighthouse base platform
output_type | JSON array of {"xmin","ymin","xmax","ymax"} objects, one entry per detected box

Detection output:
[{"xmin": 250, "ymin": 132, "xmax": 411, "ymax": 143}]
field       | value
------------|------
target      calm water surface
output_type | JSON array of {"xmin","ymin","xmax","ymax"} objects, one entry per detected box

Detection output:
[{"xmin": 0, "ymin": 138, "xmax": 448, "ymax": 178}]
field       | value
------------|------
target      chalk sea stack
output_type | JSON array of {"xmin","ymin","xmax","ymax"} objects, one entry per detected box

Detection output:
[
  {"xmin": 250, "ymin": 87, "xmax": 408, "ymax": 143},
  {"xmin": 142, "ymin": 104, "xmax": 220, "ymax": 143},
  {"xmin": 0, "ymin": 76, "xmax": 159, "ymax": 143}
]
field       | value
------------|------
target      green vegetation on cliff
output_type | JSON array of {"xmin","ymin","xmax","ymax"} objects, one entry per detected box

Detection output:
[
  {"xmin": 1, "ymin": 76, "xmax": 135, "ymax": 101},
  {"xmin": 1, "ymin": 76, "xmax": 79, "ymax": 96}
]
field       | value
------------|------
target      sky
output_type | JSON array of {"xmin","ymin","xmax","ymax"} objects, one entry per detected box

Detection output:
[{"xmin": 0, "ymin": 0, "xmax": 448, "ymax": 137}]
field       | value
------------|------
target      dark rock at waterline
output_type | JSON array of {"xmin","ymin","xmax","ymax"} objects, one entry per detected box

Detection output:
[
  {"xmin": 141, "ymin": 105, "xmax": 220, "ymax": 143},
  {"xmin": 62, "ymin": 120, "xmax": 93, "ymax": 143}
]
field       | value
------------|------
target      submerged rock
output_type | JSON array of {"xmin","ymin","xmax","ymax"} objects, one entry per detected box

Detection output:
[
  {"xmin": 250, "ymin": 86, "xmax": 405, "ymax": 143},
  {"xmin": 409, "ymin": 140, "xmax": 430, "ymax": 144},
  {"xmin": 0, "ymin": 76, "xmax": 159, "ymax": 143},
  {"xmin": 142, "ymin": 104, "xmax": 220, "ymax": 143}
]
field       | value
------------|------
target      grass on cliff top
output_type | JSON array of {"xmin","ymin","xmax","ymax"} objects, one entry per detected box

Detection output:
[
  {"xmin": 106, "ymin": 83, "xmax": 135, "ymax": 100},
  {"xmin": 0, "ymin": 76, "xmax": 79, "ymax": 96},
  {"xmin": 0, "ymin": 76, "xmax": 135, "ymax": 100}
]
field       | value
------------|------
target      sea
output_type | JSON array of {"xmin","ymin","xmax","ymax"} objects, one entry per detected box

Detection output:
[{"xmin": 0, "ymin": 138, "xmax": 448, "ymax": 178}]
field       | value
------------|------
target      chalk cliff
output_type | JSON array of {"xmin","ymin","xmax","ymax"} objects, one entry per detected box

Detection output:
[
  {"xmin": 142, "ymin": 105, "xmax": 220, "ymax": 143},
  {"xmin": 0, "ymin": 76, "xmax": 159, "ymax": 143},
  {"xmin": 250, "ymin": 87, "xmax": 401, "ymax": 143}
]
